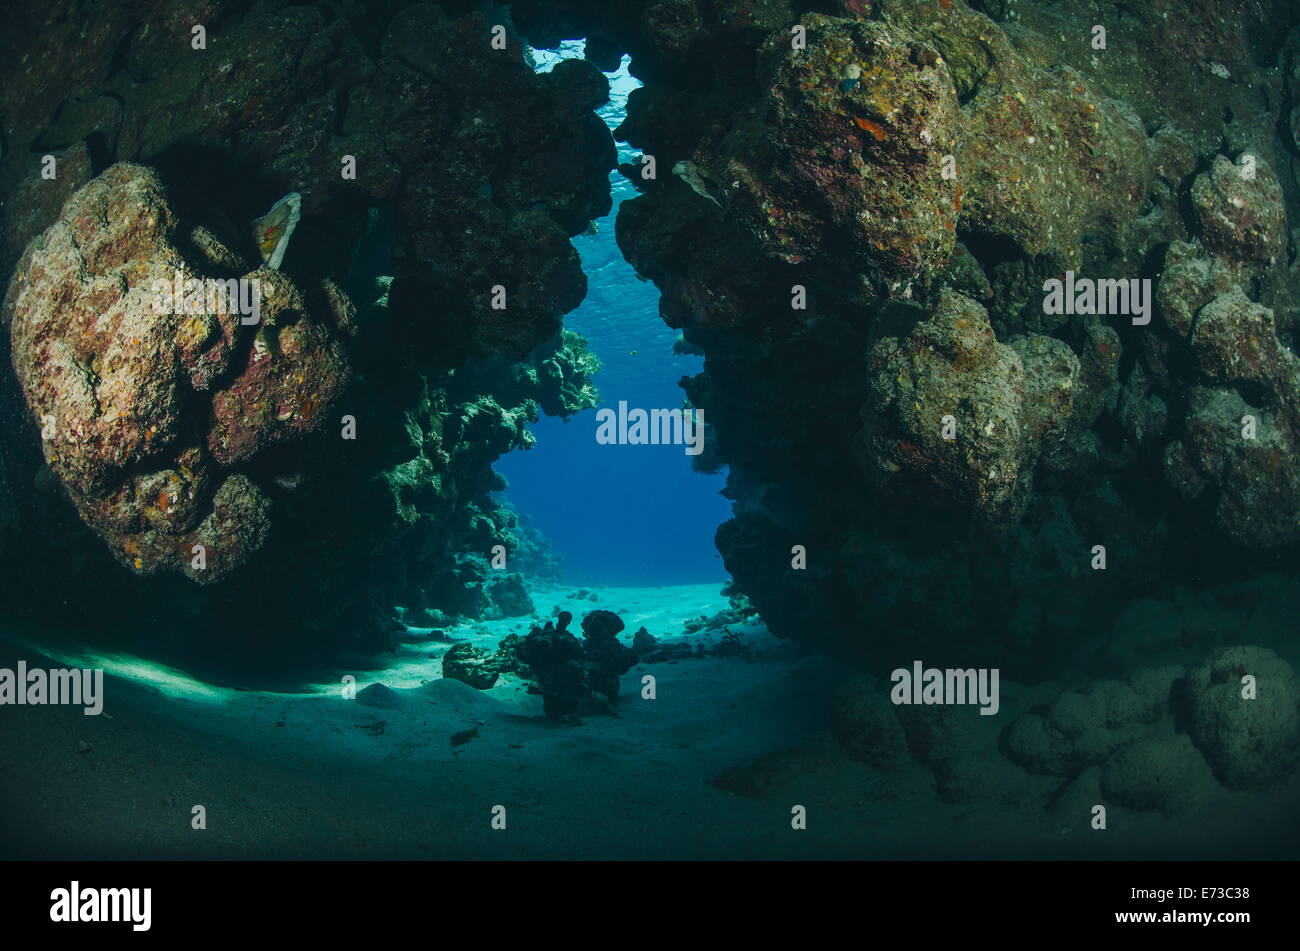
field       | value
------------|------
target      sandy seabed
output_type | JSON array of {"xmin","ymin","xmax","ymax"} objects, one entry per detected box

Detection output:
[{"xmin": 1, "ymin": 582, "xmax": 1296, "ymax": 860}]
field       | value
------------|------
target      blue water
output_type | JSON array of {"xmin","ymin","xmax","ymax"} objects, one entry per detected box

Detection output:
[{"xmin": 495, "ymin": 46, "xmax": 731, "ymax": 587}]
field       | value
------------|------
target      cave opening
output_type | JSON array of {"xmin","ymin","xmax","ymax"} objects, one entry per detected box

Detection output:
[{"xmin": 495, "ymin": 40, "xmax": 732, "ymax": 588}]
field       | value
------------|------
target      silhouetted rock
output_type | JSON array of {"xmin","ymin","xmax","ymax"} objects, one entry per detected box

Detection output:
[{"xmin": 515, "ymin": 609, "xmax": 636, "ymax": 719}]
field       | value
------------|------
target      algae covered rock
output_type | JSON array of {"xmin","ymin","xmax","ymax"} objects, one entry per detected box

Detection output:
[
  {"xmin": 1174, "ymin": 383, "xmax": 1300, "ymax": 549},
  {"xmin": 206, "ymin": 268, "xmax": 350, "ymax": 467},
  {"xmin": 701, "ymin": 15, "xmax": 962, "ymax": 288},
  {"xmin": 1190, "ymin": 154, "xmax": 1287, "ymax": 267},
  {"xmin": 441, "ymin": 643, "xmax": 502, "ymax": 691},
  {"xmin": 1152, "ymin": 224, "xmax": 1300, "ymax": 549},
  {"xmin": 4, "ymin": 163, "xmax": 350, "ymax": 582},
  {"xmin": 1180, "ymin": 646, "xmax": 1300, "ymax": 790},
  {"xmin": 1190, "ymin": 289, "xmax": 1289, "ymax": 388},
  {"xmin": 863, "ymin": 289, "xmax": 1078, "ymax": 528},
  {"xmin": 866, "ymin": 0, "xmax": 1152, "ymax": 265},
  {"xmin": 1156, "ymin": 241, "xmax": 1243, "ymax": 340}
]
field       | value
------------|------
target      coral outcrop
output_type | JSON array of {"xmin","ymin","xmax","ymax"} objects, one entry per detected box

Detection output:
[
  {"xmin": 1001, "ymin": 668, "xmax": 1181, "ymax": 777},
  {"xmin": 1098, "ymin": 734, "xmax": 1218, "ymax": 818},
  {"xmin": 514, "ymin": 610, "xmax": 638, "ymax": 718},
  {"xmin": 4, "ymin": 163, "xmax": 346, "ymax": 581},
  {"xmin": 863, "ymin": 288, "xmax": 1078, "ymax": 526},
  {"xmin": 441, "ymin": 643, "xmax": 503, "ymax": 691}
]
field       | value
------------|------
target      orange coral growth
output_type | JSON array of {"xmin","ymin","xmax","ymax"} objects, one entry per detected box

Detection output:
[{"xmin": 853, "ymin": 116, "xmax": 887, "ymax": 141}]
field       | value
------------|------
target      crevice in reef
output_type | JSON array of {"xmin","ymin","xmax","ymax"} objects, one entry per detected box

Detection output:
[{"xmin": 491, "ymin": 38, "xmax": 730, "ymax": 587}]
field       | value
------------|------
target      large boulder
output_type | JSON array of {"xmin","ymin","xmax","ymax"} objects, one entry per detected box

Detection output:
[
  {"xmin": 1180, "ymin": 646, "xmax": 1300, "ymax": 789},
  {"xmin": 3, "ymin": 163, "xmax": 350, "ymax": 582},
  {"xmin": 863, "ymin": 289, "xmax": 1078, "ymax": 528}
]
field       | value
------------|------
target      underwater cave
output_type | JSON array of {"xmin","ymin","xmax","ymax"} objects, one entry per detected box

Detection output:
[
  {"xmin": 0, "ymin": 0, "xmax": 1299, "ymax": 924},
  {"xmin": 496, "ymin": 41, "xmax": 732, "ymax": 587}
]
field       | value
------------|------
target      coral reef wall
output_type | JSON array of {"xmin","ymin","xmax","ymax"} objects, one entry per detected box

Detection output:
[
  {"xmin": 513, "ymin": 0, "xmax": 1300, "ymax": 677},
  {"xmin": 0, "ymin": 0, "xmax": 612, "ymax": 652},
  {"xmin": 5, "ymin": 0, "xmax": 1300, "ymax": 675}
]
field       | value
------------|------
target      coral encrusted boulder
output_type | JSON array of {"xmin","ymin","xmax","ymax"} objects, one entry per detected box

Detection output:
[
  {"xmin": 701, "ymin": 15, "xmax": 962, "ymax": 288},
  {"xmin": 515, "ymin": 609, "xmax": 637, "ymax": 719},
  {"xmin": 2, "ymin": 163, "xmax": 350, "ymax": 582},
  {"xmin": 441, "ymin": 643, "xmax": 502, "ymax": 691},
  {"xmin": 862, "ymin": 289, "xmax": 1079, "ymax": 528}
]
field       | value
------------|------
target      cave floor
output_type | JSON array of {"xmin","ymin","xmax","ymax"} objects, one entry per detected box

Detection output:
[{"xmin": 1, "ymin": 583, "xmax": 1296, "ymax": 860}]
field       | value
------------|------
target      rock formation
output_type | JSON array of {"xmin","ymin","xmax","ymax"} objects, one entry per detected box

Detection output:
[
  {"xmin": 514, "ymin": 609, "xmax": 638, "ymax": 718},
  {"xmin": 513, "ymin": 0, "xmax": 1300, "ymax": 678},
  {"xmin": 0, "ymin": 1, "xmax": 613, "ymax": 653}
]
